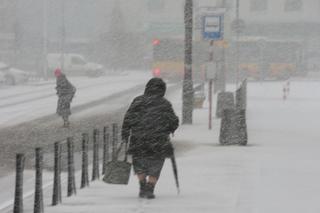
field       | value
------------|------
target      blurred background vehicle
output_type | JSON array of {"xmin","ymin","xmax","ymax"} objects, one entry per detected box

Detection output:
[
  {"xmin": 151, "ymin": 38, "xmax": 207, "ymax": 82},
  {"xmin": 233, "ymin": 37, "xmax": 305, "ymax": 81},
  {"xmin": 0, "ymin": 62, "xmax": 31, "ymax": 85},
  {"xmin": 47, "ymin": 53, "xmax": 105, "ymax": 77}
]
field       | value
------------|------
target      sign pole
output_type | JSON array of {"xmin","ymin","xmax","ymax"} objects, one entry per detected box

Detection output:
[
  {"xmin": 208, "ymin": 40, "xmax": 214, "ymax": 130},
  {"xmin": 202, "ymin": 12, "xmax": 224, "ymax": 130},
  {"xmin": 208, "ymin": 79, "xmax": 213, "ymax": 129}
]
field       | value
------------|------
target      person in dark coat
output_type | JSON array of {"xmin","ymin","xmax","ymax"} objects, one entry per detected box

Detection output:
[
  {"xmin": 55, "ymin": 68, "xmax": 76, "ymax": 127},
  {"xmin": 121, "ymin": 77, "xmax": 179, "ymax": 199}
]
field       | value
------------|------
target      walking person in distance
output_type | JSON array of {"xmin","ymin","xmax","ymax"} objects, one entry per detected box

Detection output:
[{"xmin": 55, "ymin": 68, "xmax": 76, "ymax": 128}]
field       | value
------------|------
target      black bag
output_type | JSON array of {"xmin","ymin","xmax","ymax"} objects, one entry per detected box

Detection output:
[{"xmin": 103, "ymin": 142, "xmax": 131, "ymax": 185}]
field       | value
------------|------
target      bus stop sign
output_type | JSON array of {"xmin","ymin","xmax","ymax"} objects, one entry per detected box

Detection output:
[{"xmin": 202, "ymin": 15, "xmax": 223, "ymax": 40}]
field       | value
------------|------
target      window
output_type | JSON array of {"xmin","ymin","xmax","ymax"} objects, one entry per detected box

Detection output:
[
  {"xmin": 250, "ymin": 0, "xmax": 268, "ymax": 11},
  {"xmin": 284, "ymin": 0, "xmax": 303, "ymax": 11},
  {"xmin": 147, "ymin": 0, "xmax": 165, "ymax": 12}
]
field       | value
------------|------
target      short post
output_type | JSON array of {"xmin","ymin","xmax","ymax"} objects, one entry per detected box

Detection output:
[
  {"xmin": 112, "ymin": 123, "xmax": 118, "ymax": 161},
  {"xmin": 52, "ymin": 142, "xmax": 62, "ymax": 206},
  {"xmin": 92, "ymin": 129, "xmax": 100, "ymax": 181},
  {"xmin": 102, "ymin": 126, "xmax": 110, "ymax": 175},
  {"xmin": 67, "ymin": 137, "xmax": 76, "ymax": 196},
  {"xmin": 81, "ymin": 133, "xmax": 89, "ymax": 188},
  {"xmin": 14, "ymin": 153, "xmax": 25, "ymax": 213},
  {"xmin": 34, "ymin": 148, "xmax": 44, "ymax": 213}
]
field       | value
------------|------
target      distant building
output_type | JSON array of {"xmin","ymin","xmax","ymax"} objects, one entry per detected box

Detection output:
[
  {"xmin": 233, "ymin": 0, "xmax": 320, "ymax": 74},
  {"xmin": 235, "ymin": 0, "xmax": 320, "ymax": 38}
]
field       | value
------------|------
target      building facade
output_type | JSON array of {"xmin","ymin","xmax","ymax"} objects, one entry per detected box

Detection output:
[{"xmin": 233, "ymin": 0, "xmax": 320, "ymax": 75}]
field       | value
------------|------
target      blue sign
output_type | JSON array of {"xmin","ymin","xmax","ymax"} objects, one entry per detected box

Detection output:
[{"xmin": 202, "ymin": 15, "xmax": 224, "ymax": 40}]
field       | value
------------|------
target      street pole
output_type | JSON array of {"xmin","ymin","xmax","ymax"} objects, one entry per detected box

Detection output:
[
  {"xmin": 61, "ymin": 0, "xmax": 65, "ymax": 72},
  {"xmin": 182, "ymin": 0, "xmax": 194, "ymax": 124},
  {"xmin": 208, "ymin": 78, "xmax": 213, "ymax": 129},
  {"xmin": 208, "ymin": 40, "xmax": 214, "ymax": 130},
  {"xmin": 43, "ymin": 0, "xmax": 48, "ymax": 80},
  {"xmin": 235, "ymin": 0, "xmax": 240, "ymax": 87}
]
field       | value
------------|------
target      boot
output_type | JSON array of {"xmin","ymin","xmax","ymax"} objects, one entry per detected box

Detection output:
[
  {"xmin": 139, "ymin": 180, "xmax": 146, "ymax": 198},
  {"xmin": 144, "ymin": 183, "xmax": 155, "ymax": 199}
]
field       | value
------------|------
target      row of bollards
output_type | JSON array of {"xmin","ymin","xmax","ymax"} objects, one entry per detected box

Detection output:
[
  {"xmin": 218, "ymin": 80, "xmax": 248, "ymax": 146},
  {"xmin": 13, "ymin": 123, "xmax": 120, "ymax": 213}
]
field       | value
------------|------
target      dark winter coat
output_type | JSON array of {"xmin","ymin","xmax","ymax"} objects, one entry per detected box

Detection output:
[
  {"xmin": 56, "ymin": 74, "xmax": 76, "ymax": 117},
  {"xmin": 121, "ymin": 78, "xmax": 179, "ymax": 158}
]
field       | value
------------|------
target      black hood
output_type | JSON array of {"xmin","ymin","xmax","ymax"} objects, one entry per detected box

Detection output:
[{"xmin": 144, "ymin": 78, "xmax": 166, "ymax": 97}]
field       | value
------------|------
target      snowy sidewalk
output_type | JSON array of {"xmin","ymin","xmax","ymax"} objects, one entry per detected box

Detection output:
[{"xmin": 18, "ymin": 81, "xmax": 320, "ymax": 212}]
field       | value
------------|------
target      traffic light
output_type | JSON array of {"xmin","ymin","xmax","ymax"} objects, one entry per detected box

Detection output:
[{"xmin": 152, "ymin": 39, "xmax": 160, "ymax": 46}]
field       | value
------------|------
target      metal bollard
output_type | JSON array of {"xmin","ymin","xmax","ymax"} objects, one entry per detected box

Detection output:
[
  {"xmin": 92, "ymin": 129, "xmax": 100, "ymax": 181},
  {"xmin": 81, "ymin": 133, "xmax": 89, "ymax": 188},
  {"xmin": 102, "ymin": 126, "xmax": 110, "ymax": 175},
  {"xmin": 67, "ymin": 137, "xmax": 76, "ymax": 196},
  {"xmin": 52, "ymin": 142, "xmax": 62, "ymax": 206},
  {"xmin": 34, "ymin": 148, "xmax": 44, "ymax": 213},
  {"xmin": 14, "ymin": 153, "xmax": 25, "ymax": 213}
]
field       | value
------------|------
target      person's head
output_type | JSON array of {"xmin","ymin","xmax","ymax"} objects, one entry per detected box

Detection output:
[
  {"xmin": 54, "ymin": 68, "xmax": 62, "ymax": 78},
  {"xmin": 144, "ymin": 78, "xmax": 166, "ymax": 97}
]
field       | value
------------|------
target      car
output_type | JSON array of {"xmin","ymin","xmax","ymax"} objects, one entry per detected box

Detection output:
[
  {"xmin": 0, "ymin": 62, "xmax": 31, "ymax": 85},
  {"xmin": 47, "ymin": 53, "xmax": 104, "ymax": 77}
]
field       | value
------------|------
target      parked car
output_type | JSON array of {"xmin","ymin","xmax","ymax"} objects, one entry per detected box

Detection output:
[
  {"xmin": 47, "ymin": 53, "xmax": 104, "ymax": 77},
  {"xmin": 0, "ymin": 62, "xmax": 31, "ymax": 85}
]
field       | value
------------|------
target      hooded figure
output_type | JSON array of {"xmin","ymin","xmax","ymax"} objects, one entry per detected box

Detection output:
[
  {"xmin": 122, "ymin": 77, "xmax": 179, "ymax": 199},
  {"xmin": 55, "ymin": 69, "xmax": 76, "ymax": 127}
]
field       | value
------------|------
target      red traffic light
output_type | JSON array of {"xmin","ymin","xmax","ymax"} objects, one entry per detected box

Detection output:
[
  {"xmin": 152, "ymin": 39, "xmax": 160, "ymax": 46},
  {"xmin": 153, "ymin": 68, "xmax": 161, "ymax": 77}
]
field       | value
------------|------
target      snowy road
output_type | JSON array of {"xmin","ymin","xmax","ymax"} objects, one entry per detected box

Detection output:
[
  {"xmin": 34, "ymin": 80, "xmax": 320, "ymax": 213},
  {"xmin": 0, "ymin": 72, "xmax": 152, "ymax": 128},
  {"xmin": 0, "ymin": 72, "xmax": 152, "ymax": 174}
]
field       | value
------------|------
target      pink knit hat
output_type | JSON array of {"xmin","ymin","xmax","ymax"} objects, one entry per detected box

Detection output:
[{"xmin": 54, "ymin": 68, "xmax": 62, "ymax": 77}]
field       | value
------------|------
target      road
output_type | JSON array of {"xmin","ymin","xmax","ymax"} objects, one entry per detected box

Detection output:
[{"xmin": 0, "ymin": 72, "xmax": 152, "ymax": 174}]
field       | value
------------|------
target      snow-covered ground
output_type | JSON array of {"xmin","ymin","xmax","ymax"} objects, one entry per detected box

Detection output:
[
  {"xmin": 38, "ymin": 80, "xmax": 320, "ymax": 213},
  {"xmin": 0, "ymin": 71, "xmax": 151, "ymax": 128},
  {"xmin": 1, "ymin": 80, "xmax": 320, "ymax": 213}
]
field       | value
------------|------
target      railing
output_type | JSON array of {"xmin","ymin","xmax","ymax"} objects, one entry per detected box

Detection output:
[{"xmin": 12, "ymin": 123, "xmax": 120, "ymax": 213}]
